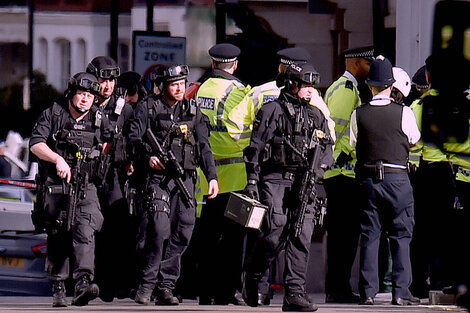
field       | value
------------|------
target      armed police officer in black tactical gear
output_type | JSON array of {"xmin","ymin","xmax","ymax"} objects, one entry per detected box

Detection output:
[
  {"xmin": 350, "ymin": 56, "xmax": 421, "ymax": 306},
  {"xmin": 127, "ymin": 64, "xmax": 219, "ymax": 306},
  {"xmin": 30, "ymin": 72, "xmax": 114, "ymax": 307},
  {"xmin": 86, "ymin": 56, "xmax": 135, "ymax": 301},
  {"xmin": 241, "ymin": 62, "xmax": 334, "ymax": 312}
]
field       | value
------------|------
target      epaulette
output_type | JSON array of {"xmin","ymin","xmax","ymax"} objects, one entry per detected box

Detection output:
[{"xmin": 345, "ymin": 80, "xmax": 354, "ymax": 90}]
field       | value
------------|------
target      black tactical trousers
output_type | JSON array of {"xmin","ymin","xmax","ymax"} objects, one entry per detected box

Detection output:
[
  {"xmin": 244, "ymin": 179, "xmax": 315, "ymax": 294},
  {"xmin": 95, "ymin": 167, "xmax": 136, "ymax": 297},
  {"xmin": 138, "ymin": 173, "xmax": 196, "ymax": 291},
  {"xmin": 45, "ymin": 183, "xmax": 103, "ymax": 282}
]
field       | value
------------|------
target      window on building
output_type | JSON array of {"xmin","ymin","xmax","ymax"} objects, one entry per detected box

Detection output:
[
  {"xmin": 106, "ymin": 41, "xmax": 129, "ymax": 71},
  {"xmin": 38, "ymin": 38, "xmax": 48, "ymax": 76},
  {"xmin": 56, "ymin": 39, "xmax": 71, "ymax": 91},
  {"xmin": 76, "ymin": 39, "xmax": 86, "ymax": 72},
  {"xmin": 119, "ymin": 42, "xmax": 129, "ymax": 71}
]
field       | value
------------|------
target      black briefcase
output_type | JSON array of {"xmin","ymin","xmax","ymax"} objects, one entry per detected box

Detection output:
[{"xmin": 224, "ymin": 192, "xmax": 267, "ymax": 230}]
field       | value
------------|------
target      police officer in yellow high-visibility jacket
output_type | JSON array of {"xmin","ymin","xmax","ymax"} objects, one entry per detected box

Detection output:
[
  {"xmin": 323, "ymin": 45, "xmax": 374, "ymax": 303},
  {"xmin": 195, "ymin": 43, "xmax": 251, "ymax": 305}
]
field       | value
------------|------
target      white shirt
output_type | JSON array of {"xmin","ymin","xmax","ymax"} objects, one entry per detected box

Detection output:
[{"xmin": 350, "ymin": 95, "xmax": 421, "ymax": 147}]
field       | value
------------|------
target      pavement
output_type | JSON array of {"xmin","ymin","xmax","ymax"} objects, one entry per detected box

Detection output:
[{"xmin": 0, "ymin": 293, "xmax": 467, "ymax": 313}]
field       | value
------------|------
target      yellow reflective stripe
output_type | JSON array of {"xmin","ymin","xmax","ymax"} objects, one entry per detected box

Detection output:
[
  {"xmin": 217, "ymin": 84, "xmax": 236, "ymax": 128},
  {"xmin": 325, "ymin": 80, "xmax": 347, "ymax": 100},
  {"xmin": 409, "ymin": 154, "xmax": 421, "ymax": 161},
  {"xmin": 332, "ymin": 116, "xmax": 349, "ymax": 126}
]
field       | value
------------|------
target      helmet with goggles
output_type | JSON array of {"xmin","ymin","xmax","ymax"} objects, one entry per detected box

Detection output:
[
  {"xmin": 150, "ymin": 64, "xmax": 189, "ymax": 86},
  {"xmin": 86, "ymin": 56, "xmax": 121, "ymax": 79},
  {"xmin": 64, "ymin": 72, "xmax": 101, "ymax": 99},
  {"xmin": 281, "ymin": 62, "xmax": 320, "ymax": 92}
]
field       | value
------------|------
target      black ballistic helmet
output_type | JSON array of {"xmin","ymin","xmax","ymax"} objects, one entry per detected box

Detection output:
[
  {"xmin": 150, "ymin": 64, "xmax": 189, "ymax": 85},
  {"xmin": 283, "ymin": 62, "xmax": 320, "ymax": 90},
  {"xmin": 86, "ymin": 56, "xmax": 121, "ymax": 79},
  {"xmin": 117, "ymin": 71, "xmax": 143, "ymax": 96},
  {"xmin": 366, "ymin": 55, "xmax": 395, "ymax": 88},
  {"xmin": 64, "ymin": 72, "xmax": 101, "ymax": 99}
]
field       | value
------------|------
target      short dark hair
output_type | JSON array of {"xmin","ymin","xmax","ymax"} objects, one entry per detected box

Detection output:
[{"xmin": 214, "ymin": 60, "xmax": 236, "ymax": 70}]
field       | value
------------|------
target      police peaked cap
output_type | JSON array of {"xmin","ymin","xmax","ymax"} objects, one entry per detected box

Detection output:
[
  {"xmin": 208, "ymin": 43, "xmax": 240, "ymax": 63},
  {"xmin": 277, "ymin": 47, "xmax": 311, "ymax": 65},
  {"xmin": 86, "ymin": 56, "xmax": 121, "ymax": 79},
  {"xmin": 366, "ymin": 55, "xmax": 395, "ymax": 87},
  {"xmin": 343, "ymin": 45, "xmax": 375, "ymax": 60}
]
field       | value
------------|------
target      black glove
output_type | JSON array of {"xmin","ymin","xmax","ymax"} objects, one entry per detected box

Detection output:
[{"xmin": 244, "ymin": 180, "xmax": 259, "ymax": 201}]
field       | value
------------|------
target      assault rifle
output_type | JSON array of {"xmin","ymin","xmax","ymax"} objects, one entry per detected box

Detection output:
[
  {"xmin": 293, "ymin": 129, "xmax": 331, "ymax": 238},
  {"xmin": 66, "ymin": 148, "xmax": 93, "ymax": 231},
  {"xmin": 145, "ymin": 128, "xmax": 195, "ymax": 209}
]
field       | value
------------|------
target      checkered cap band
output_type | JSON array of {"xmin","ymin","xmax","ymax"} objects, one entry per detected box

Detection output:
[{"xmin": 211, "ymin": 56, "xmax": 237, "ymax": 63}]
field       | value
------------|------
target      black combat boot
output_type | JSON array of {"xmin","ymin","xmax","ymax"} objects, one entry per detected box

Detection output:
[
  {"xmin": 155, "ymin": 288, "xmax": 179, "ymax": 305},
  {"xmin": 71, "ymin": 275, "xmax": 99, "ymax": 306},
  {"xmin": 52, "ymin": 281, "xmax": 67, "ymax": 307},
  {"xmin": 241, "ymin": 272, "xmax": 260, "ymax": 307},
  {"xmin": 134, "ymin": 285, "xmax": 153, "ymax": 305},
  {"xmin": 282, "ymin": 292, "xmax": 318, "ymax": 312}
]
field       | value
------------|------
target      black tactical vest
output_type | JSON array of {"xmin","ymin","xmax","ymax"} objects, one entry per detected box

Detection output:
[
  {"xmin": 267, "ymin": 98, "xmax": 313, "ymax": 168},
  {"xmin": 147, "ymin": 96, "xmax": 199, "ymax": 170}
]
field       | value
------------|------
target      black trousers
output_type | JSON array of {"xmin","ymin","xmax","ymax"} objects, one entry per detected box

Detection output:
[
  {"xmin": 323, "ymin": 175, "xmax": 361, "ymax": 295},
  {"xmin": 410, "ymin": 161, "xmax": 457, "ymax": 294},
  {"xmin": 95, "ymin": 167, "xmax": 136, "ymax": 297},
  {"xmin": 358, "ymin": 172, "xmax": 414, "ymax": 299},
  {"xmin": 45, "ymin": 183, "xmax": 103, "ymax": 282},
  {"xmin": 138, "ymin": 174, "xmax": 196, "ymax": 291},
  {"xmin": 244, "ymin": 179, "xmax": 315, "ymax": 294},
  {"xmin": 197, "ymin": 192, "xmax": 246, "ymax": 301}
]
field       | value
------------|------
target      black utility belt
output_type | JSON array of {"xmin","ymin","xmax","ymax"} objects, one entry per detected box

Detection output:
[{"xmin": 356, "ymin": 162, "xmax": 407, "ymax": 182}]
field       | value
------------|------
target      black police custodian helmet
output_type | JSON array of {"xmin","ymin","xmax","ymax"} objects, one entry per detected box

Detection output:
[
  {"xmin": 117, "ymin": 71, "xmax": 143, "ymax": 96},
  {"xmin": 208, "ymin": 43, "xmax": 240, "ymax": 63},
  {"xmin": 64, "ymin": 72, "xmax": 101, "ymax": 99},
  {"xmin": 366, "ymin": 55, "xmax": 395, "ymax": 88},
  {"xmin": 86, "ymin": 56, "xmax": 121, "ymax": 79}
]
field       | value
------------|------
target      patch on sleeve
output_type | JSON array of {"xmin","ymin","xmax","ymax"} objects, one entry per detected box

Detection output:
[
  {"xmin": 262, "ymin": 95, "xmax": 278, "ymax": 105},
  {"xmin": 345, "ymin": 80, "xmax": 354, "ymax": 90},
  {"xmin": 197, "ymin": 97, "xmax": 216, "ymax": 110}
]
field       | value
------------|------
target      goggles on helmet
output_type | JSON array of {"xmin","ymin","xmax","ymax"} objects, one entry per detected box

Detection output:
[
  {"xmin": 98, "ymin": 67, "xmax": 120, "ymax": 79},
  {"xmin": 76, "ymin": 78, "xmax": 101, "ymax": 94},
  {"xmin": 88, "ymin": 62, "xmax": 120, "ymax": 79},
  {"xmin": 302, "ymin": 72, "xmax": 320, "ymax": 85},
  {"xmin": 166, "ymin": 65, "xmax": 189, "ymax": 77},
  {"xmin": 150, "ymin": 65, "xmax": 189, "ymax": 82}
]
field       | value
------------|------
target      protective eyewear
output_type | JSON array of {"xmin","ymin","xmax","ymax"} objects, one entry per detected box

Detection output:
[
  {"xmin": 98, "ymin": 67, "xmax": 121, "ymax": 79},
  {"xmin": 166, "ymin": 65, "xmax": 189, "ymax": 77},
  {"xmin": 303, "ymin": 72, "xmax": 320, "ymax": 85},
  {"xmin": 78, "ymin": 78, "xmax": 101, "ymax": 93}
]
